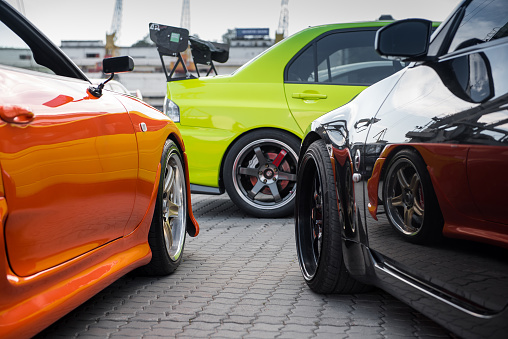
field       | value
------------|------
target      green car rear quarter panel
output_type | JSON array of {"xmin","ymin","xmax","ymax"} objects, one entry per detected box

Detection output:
[{"xmin": 169, "ymin": 21, "xmax": 390, "ymax": 188}]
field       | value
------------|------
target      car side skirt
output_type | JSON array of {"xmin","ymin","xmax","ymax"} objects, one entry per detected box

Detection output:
[
  {"xmin": 190, "ymin": 184, "xmax": 225, "ymax": 195},
  {"xmin": 0, "ymin": 180, "xmax": 159, "ymax": 339},
  {"xmin": 352, "ymin": 244, "xmax": 508, "ymax": 339}
]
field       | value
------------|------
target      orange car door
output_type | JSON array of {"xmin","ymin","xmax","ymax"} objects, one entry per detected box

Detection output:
[
  {"xmin": 0, "ymin": 68, "xmax": 138, "ymax": 277},
  {"xmin": 467, "ymin": 146, "xmax": 508, "ymax": 226}
]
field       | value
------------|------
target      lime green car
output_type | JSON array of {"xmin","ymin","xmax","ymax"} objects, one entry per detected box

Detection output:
[{"xmin": 152, "ymin": 21, "xmax": 403, "ymax": 217}]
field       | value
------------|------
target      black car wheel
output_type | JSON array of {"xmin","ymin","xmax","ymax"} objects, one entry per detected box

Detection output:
[
  {"xmin": 296, "ymin": 140, "xmax": 369, "ymax": 294},
  {"xmin": 383, "ymin": 149, "xmax": 443, "ymax": 244},
  {"xmin": 224, "ymin": 129, "xmax": 299, "ymax": 218},
  {"xmin": 140, "ymin": 139, "xmax": 187, "ymax": 275}
]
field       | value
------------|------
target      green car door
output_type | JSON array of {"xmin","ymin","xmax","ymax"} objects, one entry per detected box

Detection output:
[{"xmin": 284, "ymin": 27, "xmax": 405, "ymax": 133}]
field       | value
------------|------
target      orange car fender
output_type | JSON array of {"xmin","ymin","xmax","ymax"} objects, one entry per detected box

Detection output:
[
  {"xmin": 168, "ymin": 130, "xmax": 199, "ymax": 237},
  {"xmin": 367, "ymin": 157, "xmax": 386, "ymax": 221},
  {"xmin": 114, "ymin": 95, "xmax": 198, "ymax": 237}
]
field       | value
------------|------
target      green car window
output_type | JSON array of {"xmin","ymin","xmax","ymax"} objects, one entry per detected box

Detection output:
[
  {"xmin": 286, "ymin": 45, "xmax": 315, "ymax": 83},
  {"xmin": 287, "ymin": 30, "xmax": 404, "ymax": 86}
]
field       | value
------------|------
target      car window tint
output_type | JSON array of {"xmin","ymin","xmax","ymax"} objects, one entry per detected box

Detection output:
[
  {"xmin": 317, "ymin": 30, "xmax": 396, "ymax": 85},
  {"xmin": 0, "ymin": 20, "xmax": 54, "ymax": 74},
  {"xmin": 287, "ymin": 45, "xmax": 315, "ymax": 82},
  {"xmin": 316, "ymin": 30, "xmax": 404, "ymax": 86},
  {"xmin": 287, "ymin": 30, "xmax": 404, "ymax": 86},
  {"xmin": 448, "ymin": 0, "xmax": 508, "ymax": 53},
  {"xmin": 428, "ymin": 11, "xmax": 457, "ymax": 57}
]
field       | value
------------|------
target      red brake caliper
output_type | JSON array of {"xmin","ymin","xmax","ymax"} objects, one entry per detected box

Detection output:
[
  {"xmin": 272, "ymin": 149, "xmax": 287, "ymax": 167},
  {"xmin": 249, "ymin": 149, "xmax": 290, "ymax": 194}
]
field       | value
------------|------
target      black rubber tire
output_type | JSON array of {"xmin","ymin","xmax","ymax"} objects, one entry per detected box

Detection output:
[
  {"xmin": 223, "ymin": 129, "xmax": 300, "ymax": 218},
  {"xmin": 382, "ymin": 149, "xmax": 443, "ymax": 244},
  {"xmin": 295, "ymin": 140, "xmax": 370, "ymax": 294},
  {"xmin": 138, "ymin": 140, "xmax": 187, "ymax": 276}
]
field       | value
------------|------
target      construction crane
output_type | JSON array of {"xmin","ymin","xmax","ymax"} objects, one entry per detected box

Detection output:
[
  {"xmin": 181, "ymin": 0, "xmax": 190, "ymax": 30},
  {"xmin": 275, "ymin": 0, "xmax": 289, "ymax": 43},
  {"xmin": 105, "ymin": 0, "xmax": 122, "ymax": 57},
  {"xmin": 178, "ymin": 0, "xmax": 195, "ymax": 73}
]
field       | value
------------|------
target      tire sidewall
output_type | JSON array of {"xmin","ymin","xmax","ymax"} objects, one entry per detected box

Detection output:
[
  {"xmin": 224, "ymin": 129, "xmax": 300, "ymax": 218},
  {"xmin": 296, "ymin": 140, "xmax": 345, "ymax": 293},
  {"xmin": 144, "ymin": 140, "xmax": 187, "ymax": 275}
]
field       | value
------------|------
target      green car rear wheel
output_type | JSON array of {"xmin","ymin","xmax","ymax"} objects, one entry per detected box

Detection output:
[{"xmin": 224, "ymin": 129, "xmax": 300, "ymax": 218}]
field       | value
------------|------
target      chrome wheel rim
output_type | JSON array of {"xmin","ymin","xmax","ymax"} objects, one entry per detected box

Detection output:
[
  {"xmin": 385, "ymin": 158, "xmax": 425, "ymax": 236},
  {"xmin": 162, "ymin": 151, "xmax": 187, "ymax": 261},
  {"xmin": 232, "ymin": 138, "xmax": 298, "ymax": 210}
]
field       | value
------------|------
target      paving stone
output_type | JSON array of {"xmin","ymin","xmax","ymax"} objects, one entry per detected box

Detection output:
[
  {"xmin": 192, "ymin": 313, "xmax": 225, "ymax": 323},
  {"xmin": 152, "ymin": 321, "xmax": 190, "ymax": 331},
  {"xmin": 277, "ymin": 331, "xmax": 315, "ymax": 339},
  {"xmin": 285, "ymin": 315, "xmax": 319, "ymax": 326},
  {"xmin": 253, "ymin": 315, "xmax": 287, "ymax": 325},
  {"xmin": 116, "ymin": 326, "xmax": 151, "ymax": 337},
  {"xmin": 109, "ymin": 332, "xmax": 145, "ymax": 338},
  {"xmin": 176, "ymin": 328, "xmax": 216, "ymax": 338},
  {"xmin": 280, "ymin": 323, "xmax": 317, "ymax": 334},
  {"xmin": 314, "ymin": 332, "xmax": 348, "ymax": 339},
  {"xmin": 34, "ymin": 194, "xmax": 451, "ymax": 339},
  {"xmin": 346, "ymin": 325, "xmax": 383, "ymax": 338},
  {"xmin": 248, "ymin": 322, "xmax": 283, "ymax": 332},
  {"xmin": 244, "ymin": 330, "xmax": 282, "ymax": 339},
  {"xmin": 223, "ymin": 315, "xmax": 253, "ymax": 324},
  {"xmin": 144, "ymin": 328, "xmax": 183, "ymax": 337},
  {"xmin": 314, "ymin": 325, "xmax": 350, "ymax": 336},
  {"xmin": 210, "ymin": 330, "xmax": 246, "ymax": 338},
  {"xmin": 318, "ymin": 315, "xmax": 351, "ymax": 327}
]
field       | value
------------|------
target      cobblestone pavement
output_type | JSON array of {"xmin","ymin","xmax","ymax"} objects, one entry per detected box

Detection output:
[{"xmin": 36, "ymin": 194, "xmax": 452, "ymax": 339}]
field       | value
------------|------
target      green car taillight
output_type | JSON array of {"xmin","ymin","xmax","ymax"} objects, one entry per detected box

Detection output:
[{"xmin": 163, "ymin": 97, "xmax": 180, "ymax": 122}]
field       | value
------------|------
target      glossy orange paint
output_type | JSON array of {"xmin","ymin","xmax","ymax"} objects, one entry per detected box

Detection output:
[
  {"xmin": 367, "ymin": 157, "xmax": 385, "ymax": 221},
  {"xmin": 116, "ymin": 96, "xmax": 198, "ymax": 237},
  {"xmin": 0, "ymin": 69, "xmax": 198, "ymax": 337},
  {"xmin": 366, "ymin": 143, "xmax": 508, "ymax": 248},
  {"xmin": 1, "ymin": 69, "xmax": 140, "ymax": 277}
]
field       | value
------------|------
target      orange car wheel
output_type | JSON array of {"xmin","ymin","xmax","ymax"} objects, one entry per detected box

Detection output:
[
  {"xmin": 383, "ymin": 149, "xmax": 443, "ymax": 244},
  {"xmin": 140, "ymin": 139, "xmax": 187, "ymax": 275}
]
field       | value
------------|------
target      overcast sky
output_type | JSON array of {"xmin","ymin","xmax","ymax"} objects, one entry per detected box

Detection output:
[{"xmin": 6, "ymin": 0, "xmax": 461, "ymax": 46}]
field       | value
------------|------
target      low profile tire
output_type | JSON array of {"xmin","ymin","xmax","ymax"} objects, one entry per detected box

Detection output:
[
  {"xmin": 296, "ymin": 140, "xmax": 369, "ymax": 294},
  {"xmin": 224, "ymin": 129, "xmax": 300, "ymax": 218},
  {"xmin": 139, "ymin": 140, "xmax": 187, "ymax": 275},
  {"xmin": 383, "ymin": 149, "xmax": 443, "ymax": 244}
]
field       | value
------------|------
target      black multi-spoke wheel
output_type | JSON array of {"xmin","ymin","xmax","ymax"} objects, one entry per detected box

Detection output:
[
  {"xmin": 295, "ymin": 140, "xmax": 368, "ymax": 294},
  {"xmin": 224, "ymin": 130, "xmax": 299, "ymax": 218},
  {"xmin": 139, "ymin": 139, "xmax": 187, "ymax": 275},
  {"xmin": 383, "ymin": 149, "xmax": 443, "ymax": 244}
]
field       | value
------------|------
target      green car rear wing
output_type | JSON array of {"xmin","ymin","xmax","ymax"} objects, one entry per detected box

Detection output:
[{"xmin": 149, "ymin": 23, "xmax": 229, "ymax": 81}]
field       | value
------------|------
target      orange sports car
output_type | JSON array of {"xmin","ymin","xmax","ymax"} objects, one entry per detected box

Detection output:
[{"xmin": 0, "ymin": 1, "xmax": 198, "ymax": 338}]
